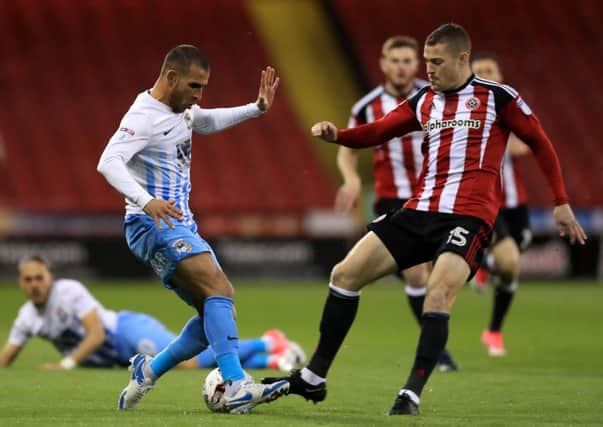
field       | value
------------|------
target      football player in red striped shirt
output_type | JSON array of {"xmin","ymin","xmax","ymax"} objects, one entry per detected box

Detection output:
[
  {"xmin": 470, "ymin": 52, "xmax": 533, "ymax": 357},
  {"xmin": 335, "ymin": 35, "xmax": 457, "ymax": 372},
  {"xmin": 264, "ymin": 23, "xmax": 585, "ymax": 416}
]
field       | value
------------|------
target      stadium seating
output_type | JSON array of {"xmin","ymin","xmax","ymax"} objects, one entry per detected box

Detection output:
[
  {"xmin": 331, "ymin": 0, "xmax": 603, "ymax": 207},
  {"xmin": 1, "ymin": 0, "xmax": 600, "ymax": 218},
  {"xmin": 0, "ymin": 0, "xmax": 334, "ymax": 215}
]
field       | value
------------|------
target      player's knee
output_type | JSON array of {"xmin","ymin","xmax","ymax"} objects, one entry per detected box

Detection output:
[
  {"xmin": 330, "ymin": 261, "xmax": 360, "ymax": 291},
  {"xmin": 190, "ymin": 268, "xmax": 234, "ymax": 298},
  {"xmin": 403, "ymin": 268, "xmax": 429, "ymax": 287},
  {"xmin": 495, "ymin": 247, "xmax": 520, "ymax": 279}
]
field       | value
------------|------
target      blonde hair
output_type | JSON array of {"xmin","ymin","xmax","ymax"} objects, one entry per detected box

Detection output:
[{"xmin": 382, "ymin": 36, "xmax": 418, "ymax": 57}]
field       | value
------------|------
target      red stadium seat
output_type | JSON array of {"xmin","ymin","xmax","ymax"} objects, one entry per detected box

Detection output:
[{"xmin": 0, "ymin": 0, "xmax": 334, "ymax": 215}]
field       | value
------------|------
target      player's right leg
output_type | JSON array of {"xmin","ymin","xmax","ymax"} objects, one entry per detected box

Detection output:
[
  {"xmin": 263, "ymin": 230, "xmax": 398, "ymax": 402},
  {"xmin": 117, "ymin": 314, "xmax": 207, "ymax": 410},
  {"xmin": 402, "ymin": 263, "xmax": 430, "ymax": 324}
]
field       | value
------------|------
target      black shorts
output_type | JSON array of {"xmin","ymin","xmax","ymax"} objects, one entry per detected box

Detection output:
[
  {"xmin": 367, "ymin": 208, "xmax": 492, "ymax": 280},
  {"xmin": 492, "ymin": 205, "xmax": 532, "ymax": 251},
  {"xmin": 374, "ymin": 198, "xmax": 409, "ymax": 216}
]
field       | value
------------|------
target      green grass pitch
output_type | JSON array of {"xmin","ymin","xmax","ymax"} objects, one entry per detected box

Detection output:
[{"xmin": 0, "ymin": 279, "xmax": 601, "ymax": 426}]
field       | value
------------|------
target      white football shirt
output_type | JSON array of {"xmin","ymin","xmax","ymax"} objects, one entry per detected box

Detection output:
[
  {"xmin": 98, "ymin": 91, "xmax": 263, "ymax": 225},
  {"xmin": 8, "ymin": 279, "xmax": 118, "ymax": 365}
]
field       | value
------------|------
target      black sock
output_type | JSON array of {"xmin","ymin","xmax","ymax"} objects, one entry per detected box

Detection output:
[
  {"xmin": 403, "ymin": 312, "xmax": 449, "ymax": 397},
  {"xmin": 307, "ymin": 286, "xmax": 360, "ymax": 378},
  {"xmin": 490, "ymin": 287, "xmax": 514, "ymax": 332},
  {"xmin": 405, "ymin": 286, "xmax": 426, "ymax": 326}
]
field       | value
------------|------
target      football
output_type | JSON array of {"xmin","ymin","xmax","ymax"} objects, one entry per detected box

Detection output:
[{"xmin": 202, "ymin": 367, "xmax": 227, "ymax": 412}]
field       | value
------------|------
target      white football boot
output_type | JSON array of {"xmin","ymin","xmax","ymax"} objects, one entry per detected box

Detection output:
[
  {"xmin": 117, "ymin": 353, "xmax": 155, "ymax": 410},
  {"xmin": 222, "ymin": 376, "xmax": 290, "ymax": 414}
]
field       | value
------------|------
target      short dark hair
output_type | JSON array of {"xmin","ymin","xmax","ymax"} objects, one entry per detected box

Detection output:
[
  {"xmin": 470, "ymin": 51, "xmax": 502, "ymax": 69},
  {"xmin": 382, "ymin": 35, "xmax": 419, "ymax": 56},
  {"xmin": 18, "ymin": 254, "xmax": 51, "ymax": 271},
  {"xmin": 425, "ymin": 23, "xmax": 471, "ymax": 54},
  {"xmin": 160, "ymin": 45, "xmax": 210, "ymax": 76}
]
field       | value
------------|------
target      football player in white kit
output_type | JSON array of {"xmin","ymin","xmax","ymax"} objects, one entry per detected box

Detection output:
[
  {"xmin": 97, "ymin": 45, "xmax": 288, "ymax": 413},
  {"xmin": 0, "ymin": 256, "xmax": 306, "ymax": 372}
]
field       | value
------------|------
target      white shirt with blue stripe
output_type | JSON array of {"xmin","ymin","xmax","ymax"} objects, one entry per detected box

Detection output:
[{"xmin": 98, "ymin": 91, "xmax": 263, "ymax": 226}]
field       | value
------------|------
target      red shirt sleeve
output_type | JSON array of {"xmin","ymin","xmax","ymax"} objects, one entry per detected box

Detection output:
[
  {"xmin": 337, "ymin": 101, "xmax": 421, "ymax": 148},
  {"xmin": 499, "ymin": 97, "xmax": 569, "ymax": 205}
]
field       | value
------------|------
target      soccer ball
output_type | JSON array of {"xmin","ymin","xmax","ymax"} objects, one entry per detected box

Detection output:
[{"xmin": 202, "ymin": 368, "xmax": 227, "ymax": 412}]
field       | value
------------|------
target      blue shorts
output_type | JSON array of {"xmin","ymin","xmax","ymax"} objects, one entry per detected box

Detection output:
[
  {"xmin": 124, "ymin": 214, "xmax": 221, "ymax": 291},
  {"xmin": 111, "ymin": 311, "xmax": 176, "ymax": 365}
]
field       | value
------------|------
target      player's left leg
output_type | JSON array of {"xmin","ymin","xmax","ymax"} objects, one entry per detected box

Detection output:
[
  {"xmin": 481, "ymin": 236, "xmax": 519, "ymax": 356},
  {"xmin": 402, "ymin": 263, "xmax": 459, "ymax": 372},
  {"xmin": 167, "ymin": 254, "xmax": 289, "ymax": 413},
  {"xmin": 390, "ymin": 252, "xmax": 470, "ymax": 415},
  {"xmin": 389, "ymin": 214, "xmax": 490, "ymax": 416}
]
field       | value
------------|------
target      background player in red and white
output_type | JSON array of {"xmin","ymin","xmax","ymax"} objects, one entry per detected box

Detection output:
[
  {"xmin": 335, "ymin": 35, "xmax": 457, "ymax": 371},
  {"xmin": 264, "ymin": 23, "xmax": 586, "ymax": 416},
  {"xmin": 470, "ymin": 52, "xmax": 533, "ymax": 356}
]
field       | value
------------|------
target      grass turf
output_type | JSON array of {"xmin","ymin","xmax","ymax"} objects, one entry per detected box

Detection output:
[{"xmin": 0, "ymin": 279, "xmax": 601, "ymax": 426}]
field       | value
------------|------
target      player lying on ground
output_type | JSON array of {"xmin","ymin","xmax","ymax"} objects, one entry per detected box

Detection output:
[
  {"xmin": 336, "ymin": 34, "xmax": 457, "ymax": 371},
  {"xmin": 0, "ymin": 256, "xmax": 306, "ymax": 372},
  {"xmin": 263, "ymin": 23, "xmax": 586, "ymax": 416}
]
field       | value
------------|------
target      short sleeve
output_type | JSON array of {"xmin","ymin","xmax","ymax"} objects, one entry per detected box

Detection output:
[
  {"xmin": 60, "ymin": 280, "xmax": 99, "ymax": 319},
  {"xmin": 8, "ymin": 309, "xmax": 32, "ymax": 347}
]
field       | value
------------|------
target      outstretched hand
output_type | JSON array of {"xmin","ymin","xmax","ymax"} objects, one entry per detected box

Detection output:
[
  {"xmin": 553, "ymin": 204, "xmax": 587, "ymax": 245},
  {"xmin": 256, "ymin": 66, "xmax": 280, "ymax": 112},
  {"xmin": 311, "ymin": 121, "xmax": 338, "ymax": 142}
]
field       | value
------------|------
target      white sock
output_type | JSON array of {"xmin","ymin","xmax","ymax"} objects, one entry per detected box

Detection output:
[
  {"xmin": 486, "ymin": 253, "xmax": 496, "ymax": 271},
  {"xmin": 329, "ymin": 282, "xmax": 361, "ymax": 297},
  {"xmin": 399, "ymin": 388, "xmax": 420, "ymax": 405},
  {"xmin": 405, "ymin": 285, "xmax": 426, "ymax": 297},
  {"xmin": 300, "ymin": 367, "xmax": 326, "ymax": 386},
  {"xmin": 225, "ymin": 378, "xmax": 244, "ymax": 397},
  {"xmin": 142, "ymin": 360, "xmax": 157, "ymax": 381},
  {"xmin": 499, "ymin": 279, "xmax": 518, "ymax": 293}
]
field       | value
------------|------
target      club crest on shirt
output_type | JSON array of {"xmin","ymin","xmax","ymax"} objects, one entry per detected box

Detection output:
[
  {"xmin": 465, "ymin": 97, "xmax": 480, "ymax": 110},
  {"xmin": 171, "ymin": 239, "xmax": 192, "ymax": 254},
  {"xmin": 176, "ymin": 139, "xmax": 192, "ymax": 171},
  {"xmin": 184, "ymin": 111, "xmax": 193, "ymax": 129}
]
